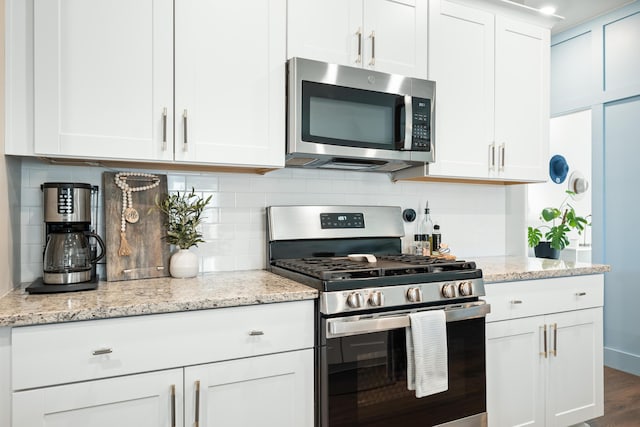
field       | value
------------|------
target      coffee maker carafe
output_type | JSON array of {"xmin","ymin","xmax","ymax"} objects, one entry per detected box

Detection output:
[{"xmin": 30, "ymin": 183, "xmax": 105, "ymax": 292}]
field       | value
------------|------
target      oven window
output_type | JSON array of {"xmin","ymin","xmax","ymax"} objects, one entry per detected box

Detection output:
[
  {"xmin": 324, "ymin": 318, "xmax": 486, "ymax": 427},
  {"xmin": 302, "ymin": 81, "xmax": 405, "ymax": 150}
]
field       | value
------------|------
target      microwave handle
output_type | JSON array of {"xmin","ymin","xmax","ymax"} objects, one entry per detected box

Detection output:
[{"xmin": 404, "ymin": 95, "xmax": 413, "ymax": 151}]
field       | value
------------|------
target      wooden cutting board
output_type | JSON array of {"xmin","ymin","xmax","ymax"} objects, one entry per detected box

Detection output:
[{"xmin": 103, "ymin": 172, "xmax": 170, "ymax": 281}]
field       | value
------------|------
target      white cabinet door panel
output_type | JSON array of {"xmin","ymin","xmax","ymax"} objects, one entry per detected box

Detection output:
[
  {"xmin": 33, "ymin": 0, "xmax": 173, "ymax": 161},
  {"xmin": 546, "ymin": 308, "xmax": 604, "ymax": 426},
  {"xmin": 13, "ymin": 369, "xmax": 183, "ymax": 427},
  {"xmin": 495, "ymin": 16, "xmax": 549, "ymax": 181},
  {"xmin": 427, "ymin": 0, "xmax": 494, "ymax": 178},
  {"xmin": 364, "ymin": 0, "xmax": 427, "ymax": 78},
  {"xmin": 486, "ymin": 316, "xmax": 545, "ymax": 427},
  {"xmin": 184, "ymin": 349, "xmax": 314, "ymax": 427},
  {"xmin": 174, "ymin": 0, "xmax": 285, "ymax": 168},
  {"xmin": 287, "ymin": 0, "xmax": 362, "ymax": 67}
]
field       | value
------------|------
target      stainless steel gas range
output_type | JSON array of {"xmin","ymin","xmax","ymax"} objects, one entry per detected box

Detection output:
[{"xmin": 267, "ymin": 205, "xmax": 490, "ymax": 427}]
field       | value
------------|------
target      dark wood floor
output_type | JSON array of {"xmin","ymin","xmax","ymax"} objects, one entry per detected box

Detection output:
[{"xmin": 587, "ymin": 367, "xmax": 640, "ymax": 427}]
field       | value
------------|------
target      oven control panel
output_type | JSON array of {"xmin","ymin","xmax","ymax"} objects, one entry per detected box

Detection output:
[
  {"xmin": 320, "ymin": 278, "xmax": 485, "ymax": 315},
  {"xmin": 320, "ymin": 212, "xmax": 365, "ymax": 229}
]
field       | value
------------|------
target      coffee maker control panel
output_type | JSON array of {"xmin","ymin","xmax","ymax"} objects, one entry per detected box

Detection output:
[{"xmin": 57, "ymin": 187, "xmax": 74, "ymax": 215}]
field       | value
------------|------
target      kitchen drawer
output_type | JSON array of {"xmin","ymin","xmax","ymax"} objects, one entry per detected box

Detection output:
[
  {"xmin": 12, "ymin": 300, "xmax": 314, "ymax": 390},
  {"xmin": 482, "ymin": 274, "xmax": 603, "ymax": 322}
]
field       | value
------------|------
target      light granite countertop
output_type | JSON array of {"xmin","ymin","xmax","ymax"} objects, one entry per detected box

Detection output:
[
  {"xmin": 474, "ymin": 256, "xmax": 611, "ymax": 283},
  {"xmin": 0, "ymin": 270, "xmax": 318, "ymax": 328},
  {"xmin": 0, "ymin": 257, "xmax": 611, "ymax": 328}
]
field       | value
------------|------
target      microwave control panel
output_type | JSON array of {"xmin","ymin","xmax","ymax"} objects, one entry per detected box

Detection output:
[{"xmin": 411, "ymin": 98, "xmax": 431, "ymax": 151}]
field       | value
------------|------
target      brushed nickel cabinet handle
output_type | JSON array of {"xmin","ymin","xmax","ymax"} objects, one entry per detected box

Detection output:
[
  {"xmin": 195, "ymin": 380, "xmax": 200, "ymax": 427},
  {"xmin": 92, "ymin": 348, "xmax": 112, "ymax": 356},
  {"xmin": 510, "ymin": 300, "xmax": 523, "ymax": 304},
  {"xmin": 249, "ymin": 330, "xmax": 264, "ymax": 336},
  {"xmin": 369, "ymin": 31, "xmax": 376, "ymax": 66},
  {"xmin": 500, "ymin": 143, "xmax": 506, "ymax": 171},
  {"xmin": 170, "ymin": 384, "xmax": 176, "ymax": 427},
  {"xmin": 540, "ymin": 325, "xmax": 548, "ymax": 358},
  {"xmin": 183, "ymin": 109, "xmax": 189, "ymax": 151},
  {"xmin": 355, "ymin": 27, "xmax": 362, "ymax": 64},
  {"xmin": 576, "ymin": 292, "xmax": 587, "ymax": 296},
  {"xmin": 162, "ymin": 107, "xmax": 168, "ymax": 150},
  {"xmin": 489, "ymin": 143, "xmax": 496, "ymax": 171},
  {"xmin": 552, "ymin": 323, "xmax": 558, "ymax": 356}
]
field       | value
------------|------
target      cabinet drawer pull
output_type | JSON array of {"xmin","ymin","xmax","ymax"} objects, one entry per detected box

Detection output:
[
  {"xmin": 195, "ymin": 380, "xmax": 201, "ymax": 427},
  {"xmin": 183, "ymin": 109, "xmax": 189, "ymax": 151},
  {"xmin": 355, "ymin": 27, "xmax": 362, "ymax": 64},
  {"xmin": 576, "ymin": 292, "xmax": 587, "ymax": 296},
  {"xmin": 510, "ymin": 300, "xmax": 523, "ymax": 305},
  {"xmin": 552, "ymin": 323, "xmax": 558, "ymax": 356},
  {"xmin": 162, "ymin": 107, "xmax": 168, "ymax": 150},
  {"xmin": 540, "ymin": 324, "xmax": 548, "ymax": 358},
  {"xmin": 499, "ymin": 143, "xmax": 506, "ymax": 171},
  {"xmin": 91, "ymin": 348, "xmax": 113, "ymax": 356},
  {"xmin": 369, "ymin": 31, "xmax": 376, "ymax": 66},
  {"xmin": 249, "ymin": 330, "xmax": 264, "ymax": 336},
  {"xmin": 170, "ymin": 384, "xmax": 176, "ymax": 427}
]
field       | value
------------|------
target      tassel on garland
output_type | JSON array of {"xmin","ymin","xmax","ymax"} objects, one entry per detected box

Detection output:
[{"xmin": 118, "ymin": 231, "xmax": 133, "ymax": 256}]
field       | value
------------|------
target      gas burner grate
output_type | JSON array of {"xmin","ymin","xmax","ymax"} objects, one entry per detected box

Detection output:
[{"xmin": 273, "ymin": 255, "xmax": 477, "ymax": 281}]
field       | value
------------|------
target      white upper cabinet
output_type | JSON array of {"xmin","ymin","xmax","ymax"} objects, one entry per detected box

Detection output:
[
  {"xmin": 494, "ymin": 16, "xmax": 550, "ymax": 182},
  {"xmin": 396, "ymin": 0, "xmax": 553, "ymax": 183},
  {"xmin": 174, "ymin": 0, "xmax": 285, "ymax": 168},
  {"xmin": 33, "ymin": 0, "xmax": 174, "ymax": 161},
  {"xmin": 287, "ymin": 0, "xmax": 427, "ymax": 78},
  {"xmin": 425, "ymin": 0, "xmax": 495, "ymax": 178},
  {"xmin": 28, "ymin": 0, "xmax": 285, "ymax": 169}
]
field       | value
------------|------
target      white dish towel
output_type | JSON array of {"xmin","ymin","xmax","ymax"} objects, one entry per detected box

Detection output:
[{"xmin": 406, "ymin": 309, "xmax": 448, "ymax": 398}]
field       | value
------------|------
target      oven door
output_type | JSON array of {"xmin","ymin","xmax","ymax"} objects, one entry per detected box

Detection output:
[{"xmin": 320, "ymin": 302, "xmax": 489, "ymax": 427}]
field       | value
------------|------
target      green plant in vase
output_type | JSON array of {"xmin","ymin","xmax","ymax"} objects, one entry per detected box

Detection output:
[
  {"xmin": 527, "ymin": 190, "xmax": 589, "ymax": 259},
  {"xmin": 156, "ymin": 188, "xmax": 212, "ymax": 277}
]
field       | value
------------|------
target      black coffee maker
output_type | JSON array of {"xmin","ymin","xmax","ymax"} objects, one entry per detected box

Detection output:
[{"xmin": 27, "ymin": 182, "xmax": 105, "ymax": 294}]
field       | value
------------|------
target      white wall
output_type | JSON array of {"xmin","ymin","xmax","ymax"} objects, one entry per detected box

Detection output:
[
  {"xmin": 527, "ymin": 109, "xmax": 592, "ymax": 253},
  {"xmin": 19, "ymin": 159, "xmax": 509, "ymax": 282}
]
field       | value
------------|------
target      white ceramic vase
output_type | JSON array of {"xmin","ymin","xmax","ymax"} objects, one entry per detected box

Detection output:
[{"xmin": 170, "ymin": 249, "xmax": 199, "ymax": 278}]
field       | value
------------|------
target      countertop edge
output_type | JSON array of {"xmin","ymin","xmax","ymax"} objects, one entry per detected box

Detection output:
[{"xmin": 0, "ymin": 291, "xmax": 318, "ymax": 328}]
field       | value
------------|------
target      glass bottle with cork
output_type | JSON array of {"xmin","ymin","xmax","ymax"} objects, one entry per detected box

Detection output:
[{"xmin": 417, "ymin": 202, "xmax": 434, "ymax": 256}]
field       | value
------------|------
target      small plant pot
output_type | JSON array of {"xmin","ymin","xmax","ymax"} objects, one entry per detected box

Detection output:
[
  {"xmin": 534, "ymin": 242, "xmax": 560, "ymax": 260},
  {"xmin": 170, "ymin": 249, "xmax": 199, "ymax": 278}
]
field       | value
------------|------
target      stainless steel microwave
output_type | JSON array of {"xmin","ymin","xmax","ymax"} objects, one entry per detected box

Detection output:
[{"xmin": 286, "ymin": 57, "xmax": 436, "ymax": 172}]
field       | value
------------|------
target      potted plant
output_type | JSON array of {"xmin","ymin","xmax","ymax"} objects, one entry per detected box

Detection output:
[
  {"xmin": 156, "ymin": 188, "xmax": 212, "ymax": 278},
  {"xmin": 527, "ymin": 190, "xmax": 589, "ymax": 259}
]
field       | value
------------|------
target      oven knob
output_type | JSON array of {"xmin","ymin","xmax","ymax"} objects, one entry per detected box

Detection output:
[
  {"xmin": 406, "ymin": 287, "xmax": 423, "ymax": 303},
  {"xmin": 368, "ymin": 291, "xmax": 385, "ymax": 307},
  {"xmin": 442, "ymin": 283, "xmax": 457, "ymax": 299},
  {"xmin": 459, "ymin": 281, "xmax": 473, "ymax": 296},
  {"xmin": 346, "ymin": 292, "xmax": 365, "ymax": 309}
]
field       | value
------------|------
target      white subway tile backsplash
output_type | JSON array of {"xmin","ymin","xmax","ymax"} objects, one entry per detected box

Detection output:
[
  {"xmin": 167, "ymin": 175, "xmax": 187, "ymax": 191},
  {"xmin": 18, "ymin": 162, "xmax": 509, "ymax": 281},
  {"xmin": 185, "ymin": 175, "xmax": 219, "ymax": 191}
]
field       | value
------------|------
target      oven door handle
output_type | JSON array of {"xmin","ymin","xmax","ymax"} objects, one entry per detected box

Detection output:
[{"xmin": 327, "ymin": 303, "xmax": 491, "ymax": 337}]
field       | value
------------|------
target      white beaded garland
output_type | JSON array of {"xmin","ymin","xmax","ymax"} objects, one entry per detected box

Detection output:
[{"xmin": 114, "ymin": 172, "xmax": 161, "ymax": 255}]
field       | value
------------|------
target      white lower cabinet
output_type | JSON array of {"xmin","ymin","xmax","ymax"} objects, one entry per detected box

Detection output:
[
  {"xmin": 13, "ymin": 369, "xmax": 185, "ymax": 427},
  {"xmin": 184, "ymin": 350, "xmax": 313, "ymax": 427},
  {"xmin": 483, "ymin": 275, "xmax": 604, "ymax": 427},
  {"xmin": 10, "ymin": 301, "xmax": 314, "ymax": 427}
]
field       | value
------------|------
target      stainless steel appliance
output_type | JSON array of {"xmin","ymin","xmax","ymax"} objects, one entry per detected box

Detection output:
[
  {"xmin": 267, "ymin": 205, "xmax": 489, "ymax": 427},
  {"xmin": 27, "ymin": 183, "xmax": 105, "ymax": 293},
  {"xmin": 287, "ymin": 58, "xmax": 436, "ymax": 172}
]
